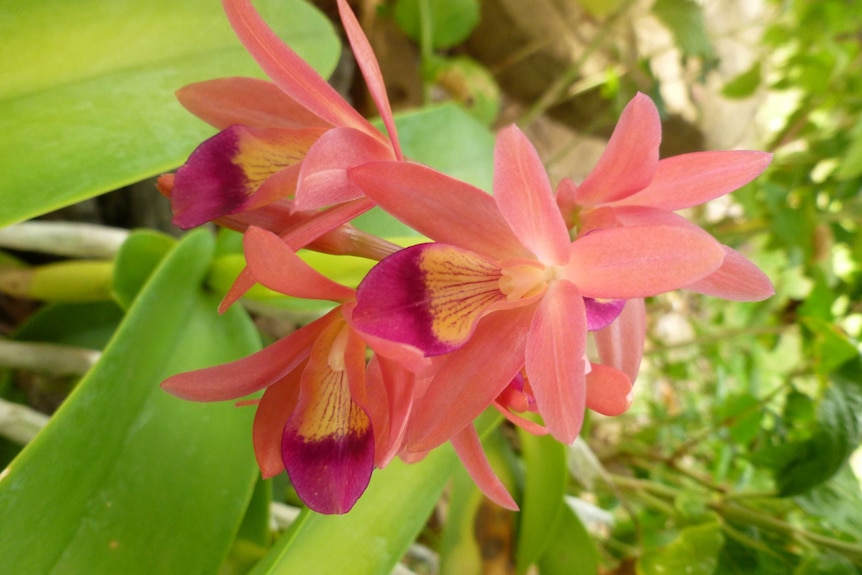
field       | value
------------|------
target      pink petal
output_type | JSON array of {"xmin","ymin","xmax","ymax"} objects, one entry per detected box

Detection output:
[
  {"xmin": 555, "ymin": 177, "xmax": 579, "ymax": 228},
  {"xmin": 281, "ymin": 320, "xmax": 374, "ymax": 514},
  {"xmin": 160, "ymin": 310, "xmax": 338, "ymax": 401},
  {"xmin": 336, "ymin": 0, "xmax": 402, "ymax": 161},
  {"xmin": 218, "ymin": 199, "xmax": 376, "ymax": 311},
  {"xmin": 585, "ymin": 364, "xmax": 633, "ymax": 416},
  {"xmin": 348, "ymin": 161, "xmax": 529, "ymax": 262},
  {"xmin": 493, "ymin": 125, "xmax": 571, "ymax": 265},
  {"xmin": 252, "ymin": 365, "xmax": 303, "ymax": 478},
  {"xmin": 222, "ymin": 0, "xmax": 379, "ymax": 138},
  {"xmin": 493, "ymin": 403, "xmax": 548, "ymax": 436},
  {"xmin": 294, "ymin": 127, "xmax": 396, "ymax": 211},
  {"xmin": 364, "ymin": 355, "xmax": 416, "ymax": 467},
  {"xmin": 451, "ymin": 425, "xmax": 519, "ymax": 510},
  {"xmin": 352, "ymin": 243, "xmax": 505, "ymax": 355},
  {"xmin": 176, "ymin": 77, "xmax": 330, "ymax": 130},
  {"xmin": 572, "ymin": 93, "xmax": 661, "ymax": 206},
  {"xmin": 684, "ymin": 245, "xmax": 775, "ymax": 301},
  {"xmin": 593, "ymin": 298, "xmax": 646, "ymax": 383},
  {"xmin": 243, "ymin": 226, "xmax": 355, "ymax": 302},
  {"xmin": 564, "ymin": 225, "xmax": 725, "ymax": 299},
  {"xmin": 171, "ymin": 125, "xmax": 323, "ymax": 229},
  {"xmin": 525, "ymin": 280, "xmax": 587, "ymax": 444},
  {"xmin": 615, "ymin": 151, "xmax": 772, "ymax": 210},
  {"xmin": 405, "ymin": 304, "xmax": 536, "ymax": 452}
]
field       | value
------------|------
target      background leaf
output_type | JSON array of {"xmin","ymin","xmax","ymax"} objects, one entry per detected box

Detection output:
[
  {"xmin": 0, "ymin": 230, "xmax": 263, "ymax": 574},
  {"xmin": 0, "ymin": 0, "xmax": 339, "ymax": 227}
]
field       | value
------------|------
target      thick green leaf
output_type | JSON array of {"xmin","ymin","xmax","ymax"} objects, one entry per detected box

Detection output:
[
  {"xmin": 112, "ymin": 230, "xmax": 177, "ymax": 310},
  {"xmin": 796, "ymin": 465, "xmax": 862, "ymax": 541},
  {"xmin": 721, "ymin": 62, "xmax": 763, "ymax": 99},
  {"xmin": 0, "ymin": 230, "xmax": 263, "ymax": 574},
  {"xmin": 516, "ymin": 419, "xmax": 568, "ymax": 574},
  {"xmin": 538, "ymin": 503, "xmax": 599, "ymax": 575},
  {"xmin": 14, "ymin": 301, "xmax": 124, "ymax": 350},
  {"xmin": 393, "ymin": 0, "xmax": 480, "ymax": 49},
  {"xmin": 755, "ymin": 358, "xmax": 862, "ymax": 496},
  {"xmin": 638, "ymin": 522, "xmax": 725, "ymax": 575},
  {"xmin": 652, "ymin": 0, "xmax": 715, "ymax": 63},
  {"xmin": 0, "ymin": 0, "xmax": 339, "ymax": 227}
]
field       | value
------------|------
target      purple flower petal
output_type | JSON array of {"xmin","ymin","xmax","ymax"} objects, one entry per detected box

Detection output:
[{"xmin": 584, "ymin": 297, "xmax": 626, "ymax": 331}]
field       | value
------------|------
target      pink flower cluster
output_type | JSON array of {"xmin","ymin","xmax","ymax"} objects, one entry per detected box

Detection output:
[{"xmin": 160, "ymin": 0, "xmax": 774, "ymax": 515}]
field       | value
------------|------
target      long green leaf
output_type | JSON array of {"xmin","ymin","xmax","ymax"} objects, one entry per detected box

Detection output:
[
  {"xmin": 0, "ymin": 229, "xmax": 263, "ymax": 574},
  {"xmin": 0, "ymin": 0, "xmax": 339, "ymax": 227}
]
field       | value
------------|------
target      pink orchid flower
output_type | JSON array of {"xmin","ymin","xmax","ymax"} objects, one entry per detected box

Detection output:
[
  {"xmin": 163, "ymin": 0, "xmax": 402, "ymax": 230},
  {"xmin": 556, "ymin": 92, "xmax": 775, "ymax": 303},
  {"xmin": 348, "ymin": 124, "xmax": 727, "ymax": 448},
  {"xmin": 163, "ymin": 227, "xmax": 518, "ymax": 513}
]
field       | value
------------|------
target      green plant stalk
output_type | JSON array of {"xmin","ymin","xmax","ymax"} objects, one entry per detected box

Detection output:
[
  {"xmin": 609, "ymin": 474, "xmax": 862, "ymax": 565},
  {"xmin": 0, "ymin": 260, "xmax": 114, "ymax": 302},
  {"xmin": 418, "ymin": 0, "xmax": 434, "ymax": 105}
]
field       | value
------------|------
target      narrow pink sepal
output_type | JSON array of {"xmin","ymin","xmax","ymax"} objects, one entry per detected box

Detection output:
[
  {"xmin": 616, "ymin": 150, "xmax": 772, "ymax": 210},
  {"xmin": 493, "ymin": 125, "xmax": 571, "ymax": 265},
  {"xmin": 451, "ymin": 425, "xmax": 519, "ymax": 510},
  {"xmin": 555, "ymin": 177, "xmax": 579, "ymax": 228},
  {"xmin": 365, "ymin": 355, "xmax": 416, "ymax": 467},
  {"xmin": 219, "ymin": 266, "xmax": 256, "ymax": 313},
  {"xmin": 594, "ymin": 298, "xmax": 646, "ymax": 383},
  {"xmin": 526, "ymin": 281, "xmax": 587, "ymax": 444},
  {"xmin": 685, "ymin": 245, "xmax": 775, "ymax": 301},
  {"xmin": 573, "ymin": 93, "xmax": 661, "ymax": 206},
  {"xmin": 406, "ymin": 304, "xmax": 536, "ymax": 452},
  {"xmin": 176, "ymin": 77, "xmax": 330, "ymax": 130},
  {"xmin": 349, "ymin": 161, "xmax": 529, "ymax": 262},
  {"xmin": 243, "ymin": 226, "xmax": 355, "ymax": 302},
  {"xmin": 493, "ymin": 402, "xmax": 549, "ymax": 435},
  {"xmin": 565, "ymin": 225, "xmax": 725, "ymax": 299},
  {"xmin": 160, "ymin": 309, "xmax": 336, "ymax": 401},
  {"xmin": 336, "ymin": 0, "xmax": 403, "ymax": 161},
  {"xmin": 252, "ymin": 365, "xmax": 302, "ymax": 477},
  {"xmin": 294, "ymin": 127, "xmax": 396, "ymax": 211},
  {"xmin": 222, "ymin": 0, "xmax": 377, "ymax": 137},
  {"xmin": 579, "ymin": 205, "xmax": 702, "ymax": 234},
  {"xmin": 585, "ymin": 364, "xmax": 633, "ymax": 416}
]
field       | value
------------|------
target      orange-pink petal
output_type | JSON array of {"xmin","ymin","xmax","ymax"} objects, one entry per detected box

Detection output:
[
  {"xmin": 160, "ymin": 309, "xmax": 339, "ymax": 401},
  {"xmin": 572, "ymin": 92, "xmax": 661, "ymax": 206},
  {"xmin": 451, "ymin": 425, "xmax": 519, "ymax": 510},
  {"xmin": 294, "ymin": 127, "xmax": 396, "ymax": 211},
  {"xmin": 585, "ymin": 364, "xmax": 633, "ymax": 416},
  {"xmin": 494, "ymin": 125, "xmax": 571, "ymax": 265},
  {"xmin": 348, "ymin": 161, "xmax": 529, "ymax": 262},
  {"xmin": 564, "ymin": 225, "xmax": 725, "ymax": 299},
  {"xmin": 405, "ymin": 304, "xmax": 536, "ymax": 453},
  {"xmin": 615, "ymin": 150, "xmax": 772, "ymax": 210},
  {"xmin": 252, "ymin": 365, "xmax": 303, "ymax": 478},
  {"xmin": 336, "ymin": 0, "xmax": 402, "ymax": 160},
  {"xmin": 525, "ymin": 280, "xmax": 587, "ymax": 444},
  {"xmin": 243, "ymin": 226, "xmax": 355, "ymax": 302},
  {"xmin": 593, "ymin": 298, "xmax": 646, "ymax": 383},
  {"xmin": 176, "ymin": 77, "xmax": 331, "ymax": 130},
  {"xmin": 684, "ymin": 245, "xmax": 775, "ymax": 301},
  {"xmin": 222, "ymin": 0, "xmax": 378, "ymax": 138}
]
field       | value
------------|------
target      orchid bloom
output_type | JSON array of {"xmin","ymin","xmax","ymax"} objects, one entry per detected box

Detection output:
[
  {"xmin": 162, "ymin": 0, "xmax": 403, "ymax": 231},
  {"xmin": 163, "ymin": 226, "xmax": 517, "ymax": 512},
  {"xmin": 348, "ymin": 124, "xmax": 728, "ymax": 449},
  {"xmin": 556, "ymin": 93, "xmax": 775, "ymax": 303}
]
